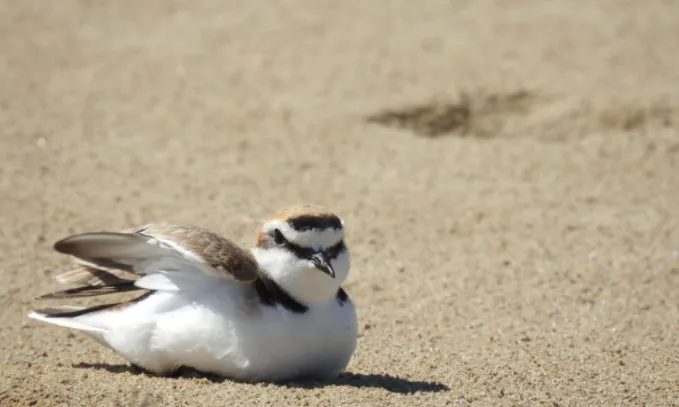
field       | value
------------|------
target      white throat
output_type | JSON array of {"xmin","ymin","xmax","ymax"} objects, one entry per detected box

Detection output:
[{"xmin": 250, "ymin": 247, "xmax": 350, "ymax": 305}]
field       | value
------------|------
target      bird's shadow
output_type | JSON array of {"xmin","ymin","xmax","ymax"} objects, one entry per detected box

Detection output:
[{"xmin": 73, "ymin": 363, "xmax": 449, "ymax": 394}]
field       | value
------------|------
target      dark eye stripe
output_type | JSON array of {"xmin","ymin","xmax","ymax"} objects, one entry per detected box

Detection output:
[
  {"xmin": 283, "ymin": 240, "xmax": 346, "ymax": 260},
  {"xmin": 285, "ymin": 242, "xmax": 315, "ymax": 259},
  {"xmin": 258, "ymin": 229, "xmax": 346, "ymax": 259}
]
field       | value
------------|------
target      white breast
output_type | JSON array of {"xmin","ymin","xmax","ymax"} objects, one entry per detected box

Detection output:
[{"xmin": 88, "ymin": 283, "xmax": 358, "ymax": 381}]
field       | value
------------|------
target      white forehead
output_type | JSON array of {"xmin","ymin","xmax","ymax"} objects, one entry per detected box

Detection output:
[{"xmin": 263, "ymin": 220, "xmax": 344, "ymax": 249}]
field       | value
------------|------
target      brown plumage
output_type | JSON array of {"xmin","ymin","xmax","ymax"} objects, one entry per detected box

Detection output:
[
  {"xmin": 35, "ymin": 223, "xmax": 262, "ymax": 316},
  {"xmin": 136, "ymin": 223, "xmax": 259, "ymax": 282},
  {"xmin": 51, "ymin": 223, "xmax": 260, "ymax": 288}
]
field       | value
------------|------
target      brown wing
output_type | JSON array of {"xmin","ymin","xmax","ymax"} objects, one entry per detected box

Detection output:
[
  {"xmin": 52, "ymin": 223, "xmax": 260, "ymax": 287},
  {"xmin": 137, "ymin": 223, "xmax": 259, "ymax": 282},
  {"xmin": 33, "ymin": 224, "xmax": 259, "ymax": 319}
]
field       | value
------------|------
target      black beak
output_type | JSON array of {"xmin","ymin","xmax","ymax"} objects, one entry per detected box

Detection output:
[{"xmin": 310, "ymin": 251, "xmax": 335, "ymax": 278}]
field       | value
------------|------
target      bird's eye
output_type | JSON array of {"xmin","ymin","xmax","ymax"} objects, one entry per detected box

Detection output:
[{"xmin": 273, "ymin": 229, "xmax": 287, "ymax": 246}]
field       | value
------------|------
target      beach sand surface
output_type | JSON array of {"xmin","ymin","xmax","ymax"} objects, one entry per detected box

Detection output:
[{"xmin": 1, "ymin": 1, "xmax": 678, "ymax": 405}]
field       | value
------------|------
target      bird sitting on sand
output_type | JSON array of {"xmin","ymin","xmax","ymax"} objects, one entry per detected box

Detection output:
[{"xmin": 28, "ymin": 204, "xmax": 357, "ymax": 382}]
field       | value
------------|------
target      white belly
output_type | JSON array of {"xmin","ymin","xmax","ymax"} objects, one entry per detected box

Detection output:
[{"xmin": 94, "ymin": 288, "xmax": 358, "ymax": 381}]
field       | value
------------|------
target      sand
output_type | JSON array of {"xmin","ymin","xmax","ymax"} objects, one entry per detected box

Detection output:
[{"xmin": 1, "ymin": 0, "xmax": 678, "ymax": 406}]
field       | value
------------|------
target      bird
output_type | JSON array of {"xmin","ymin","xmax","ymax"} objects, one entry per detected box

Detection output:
[{"xmin": 28, "ymin": 204, "xmax": 358, "ymax": 382}]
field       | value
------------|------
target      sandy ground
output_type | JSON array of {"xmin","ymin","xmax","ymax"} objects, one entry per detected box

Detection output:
[{"xmin": 1, "ymin": 0, "xmax": 679, "ymax": 406}]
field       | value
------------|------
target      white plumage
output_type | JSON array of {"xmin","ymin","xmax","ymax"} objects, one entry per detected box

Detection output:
[{"xmin": 28, "ymin": 205, "xmax": 358, "ymax": 382}]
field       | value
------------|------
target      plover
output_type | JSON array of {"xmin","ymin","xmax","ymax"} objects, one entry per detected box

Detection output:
[{"xmin": 28, "ymin": 205, "xmax": 357, "ymax": 382}]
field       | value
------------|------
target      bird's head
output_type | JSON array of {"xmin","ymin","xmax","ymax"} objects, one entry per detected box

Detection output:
[{"xmin": 252, "ymin": 204, "xmax": 350, "ymax": 304}]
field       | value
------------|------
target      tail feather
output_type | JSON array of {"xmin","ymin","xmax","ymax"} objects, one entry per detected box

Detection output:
[
  {"xmin": 28, "ymin": 308, "xmax": 108, "ymax": 333},
  {"xmin": 32, "ymin": 302, "xmax": 127, "ymax": 318},
  {"xmin": 35, "ymin": 281, "xmax": 141, "ymax": 300},
  {"xmin": 28, "ymin": 291, "xmax": 154, "ymax": 333}
]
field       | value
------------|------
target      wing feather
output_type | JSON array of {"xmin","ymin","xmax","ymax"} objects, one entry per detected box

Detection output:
[
  {"xmin": 54, "ymin": 261, "xmax": 133, "ymax": 286},
  {"xmin": 34, "ymin": 223, "xmax": 259, "ymax": 308},
  {"xmin": 138, "ymin": 224, "xmax": 259, "ymax": 282},
  {"xmin": 52, "ymin": 223, "xmax": 260, "ymax": 286}
]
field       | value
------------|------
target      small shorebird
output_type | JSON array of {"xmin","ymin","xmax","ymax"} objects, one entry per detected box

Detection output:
[{"xmin": 28, "ymin": 204, "xmax": 357, "ymax": 382}]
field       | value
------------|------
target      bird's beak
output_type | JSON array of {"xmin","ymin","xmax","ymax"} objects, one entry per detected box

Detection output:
[{"xmin": 309, "ymin": 251, "xmax": 335, "ymax": 278}]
